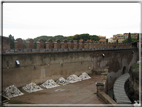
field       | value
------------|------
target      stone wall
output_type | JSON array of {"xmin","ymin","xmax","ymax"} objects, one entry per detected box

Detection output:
[
  {"xmin": 2, "ymin": 49, "xmax": 138, "ymax": 90},
  {"xmin": 125, "ymin": 63, "xmax": 140, "ymax": 102}
]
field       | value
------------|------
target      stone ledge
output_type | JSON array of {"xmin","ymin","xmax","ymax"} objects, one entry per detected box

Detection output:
[{"xmin": 98, "ymin": 92, "xmax": 117, "ymax": 104}]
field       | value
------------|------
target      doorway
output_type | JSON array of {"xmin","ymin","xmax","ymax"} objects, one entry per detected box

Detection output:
[{"xmin": 122, "ymin": 66, "xmax": 126, "ymax": 74}]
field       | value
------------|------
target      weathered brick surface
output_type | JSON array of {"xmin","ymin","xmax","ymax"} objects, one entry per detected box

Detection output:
[
  {"xmin": 73, "ymin": 40, "xmax": 78, "ymax": 49},
  {"xmin": 46, "ymin": 39, "xmax": 53, "ymax": 49},
  {"xmin": 2, "ymin": 36, "xmax": 10, "ymax": 50},
  {"xmin": 68, "ymin": 40, "xmax": 73, "ymax": 49},
  {"xmin": 79, "ymin": 41, "xmax": 84, "ymax": 48},
  {"xmin": 26, "ymin": 39, "xmax": 34, "ymax": 49},
  {"xmin": 14, "ymin": 38, "xmax": 23, "ymax": 49},
  {"xmin": 54, "ymin": 40, "xmax": 60, "ymax": 49},
  {"xmin": 61, "ymin": 40, "xmax": 67, "ymax": 49},
  {"xmin": 84, "ymin": 42, "xmax": 89, "ymax": 48},
  {"xmin": 37, "ymin": 39, "xmax": 44, "ymax": 49},
  {"xmin": 3, "ymin": 37, "xmax": 134, "ymax": 50},
  {"xmin": 89, "ymin": 42, "xmax": 92, "ymax": 48}
]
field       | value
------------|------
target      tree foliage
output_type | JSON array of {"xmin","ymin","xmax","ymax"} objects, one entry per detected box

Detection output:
[
  {"xmin": 116, "ymin": 39, "xmax": 118, "ymax": 44},
  {"xmin": 122, "ymin": 38, "xmax": 137, "ymax": 43},
  {"xmin": 32, "ymin": 34, "xmax": 100, "ymax": 42},
  {"xmin": 137, "ymin": 34, "xmax": 139, "ymax": 40},
  {"xmin": 7, "ymin": 33, "xmax": 100, "ymax": 49},
  {"xmin": 106, "ymin": 39, "xmax": 108, "ymax": 43},
  {"xmin": 65, "ymin": 36, "xmax": 74, "ymax": 41},
  {"xmin": 73, "ymin": 33, "xmax": 100, "ymax": 42},
  {"xmin": 9, "ymin": 34, "xmax": 15, "ymax": 49},
  {"xmin": 90, "ymin": 35, "xmax": 100, "ymax": 41},
  {"xmin": 128, "ymin": 32, "xmax": 132, "ymax": 43},
  {"xmin": 23, "ymin": 40, "xmax": 26, "ymax": 49}
]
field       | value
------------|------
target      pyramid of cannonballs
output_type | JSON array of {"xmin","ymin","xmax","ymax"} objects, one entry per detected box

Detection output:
[
  {"xmin": 4, "ymin": 85, "xmax": 24, "ymax": 98},
  {"xmin": 22, "ymin": 82, "xmax": 43, "ymax": 93},
  {"xmin": 79, "ymin": 72, "xmax": 91, "ymax": 80},
  {"xmin": 40, "ymin": 79, "xmax": 60, "ymax": 89},
  {"xmin": 67, "ymin": 74, "xmax": 82, "ymax": 83},
  {"xmin": 56, "ymin": 77, "xmax": 69, "ymax": 85}
]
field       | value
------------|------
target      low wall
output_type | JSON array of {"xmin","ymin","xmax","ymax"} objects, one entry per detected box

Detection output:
[
  {"xmin": 2, "ymin": 49, "xmax": 138, "ymax": 90},
  {"xmin": 98, "ymin": 92, "xmax": 117, "ymax": 104}
]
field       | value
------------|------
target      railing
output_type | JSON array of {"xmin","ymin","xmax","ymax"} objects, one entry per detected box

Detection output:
[{"xmin": 2, "ymin": 47, "xmax": 137, "ymax": 54}]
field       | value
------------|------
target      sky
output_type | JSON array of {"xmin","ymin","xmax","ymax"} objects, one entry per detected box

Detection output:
[{"xmin": 3, "ymin": 2, "xmax": 141, "ymax": 39}]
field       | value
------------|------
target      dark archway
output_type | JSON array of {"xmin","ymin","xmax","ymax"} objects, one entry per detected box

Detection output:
[{"xmin": 122, "ymin": 66, "xmax": 126, "ymax": 74}]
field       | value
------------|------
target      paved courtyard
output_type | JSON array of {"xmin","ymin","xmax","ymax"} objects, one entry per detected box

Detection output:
[{"xmin": 9, "ymin": 75, "xmax": 105, "ymax": 105}]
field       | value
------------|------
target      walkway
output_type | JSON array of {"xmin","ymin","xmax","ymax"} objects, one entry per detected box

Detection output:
[
  {"xmin": 3, "ymin": 47, "xmax": 136, "ymax": 53},
  {"xmin": 113, "ymin": 73, "xmax": 131, "ymax": 104}
]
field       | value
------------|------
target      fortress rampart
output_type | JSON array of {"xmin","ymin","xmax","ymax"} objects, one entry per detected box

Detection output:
[
  {"xmin": 2, "ymin": 38, "xmax": 139, "ymax": 96},
  {"xmin": 19, "ymin": 39, "xmax": 132, "ymax": 49},
  {"xmin": 3, "ymin": 38, "xmax": 133, "ymax": 53}
]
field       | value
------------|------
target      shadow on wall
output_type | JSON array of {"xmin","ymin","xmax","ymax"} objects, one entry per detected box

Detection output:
[{"xmin": 122, "ymin": 66, "xmax": 126, "ymax": 74}]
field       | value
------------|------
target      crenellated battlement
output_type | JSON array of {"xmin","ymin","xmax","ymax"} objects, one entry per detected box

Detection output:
[{"xmin": 2, "ymin": 38, "xmax": 136, "ymax": 53}]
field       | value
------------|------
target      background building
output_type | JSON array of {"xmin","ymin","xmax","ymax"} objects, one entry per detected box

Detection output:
[
  {"xmin": 99, "ymin": 36, "xmax": 106, "ymax": 42},
  {"xmin": 123, "ymin": 33, "xmax": 138, "ymax": 39},
  {"xmin": 113, "ymin": 33, "xmax": 139, "ymax": 43},
  {"xmin": 108, "ymin": 37, "xmax": 114, "ymax": 43}
]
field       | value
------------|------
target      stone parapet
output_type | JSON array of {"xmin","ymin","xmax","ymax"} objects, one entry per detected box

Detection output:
[
  {"xmin": 96, "ymin": 82, "xmax": 117, "ymax": 104},
  {"xmin": 36, "ymin": 39, "xmax": 44, "ymax": 49},
  {"xmin": 14, "ymin": 38, "xmax": 23, "ymax": 49},
  {"xmin": 46, "ymin": 39, "xmax": 53, "ymax": 49},
  {"xmin": 26, "ymin": 39, "xmax": 34, "ymax": 49},
  {"xmin": 98, "ymin": 92, "xmax": 117, "ymax": 104},
  {"xmin": 3, "ymin": 38, "xmax": 136, "ymax": 50}
]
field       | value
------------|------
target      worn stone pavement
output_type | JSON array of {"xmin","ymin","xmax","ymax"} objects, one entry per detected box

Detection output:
[{"xmin": 8, "ymin": 75, "xmax": 106, "ymax": 106}]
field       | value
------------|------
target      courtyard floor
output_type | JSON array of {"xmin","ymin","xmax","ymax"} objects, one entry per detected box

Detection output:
[{"xmin": 8, "ymin": 75, "xmax": 105, "ymax": 105}]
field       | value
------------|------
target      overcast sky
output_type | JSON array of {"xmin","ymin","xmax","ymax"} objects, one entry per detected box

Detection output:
[{"xmin": 3, "ymin": 2, "xmax": 141, "ymax": 39}]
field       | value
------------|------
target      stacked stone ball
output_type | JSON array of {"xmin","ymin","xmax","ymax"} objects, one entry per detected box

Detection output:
[
  {"xmin": 4, "ymin": 72, "xmax": 91, "ymax": 98},
  {"xmin": 79, "ymin": 72, "xmax": 91, "ymax": 80},
  {"xmin": 22, "ymin": 82, "xmax": 43, "ymax": 93},
  {"xmin": 67, "ymin": 74, "xmax": 82, "ymax": 83},
  {"xmin": 40, "ymin": 79, "xmax": 60, "ymax": 89},
  {"xmin": 4, "ymin": 85, "xmax": 24, "ymax": 98},
  {"xmin": 56, "ymin": 77, "xmax": 69, "ymax": 85}
]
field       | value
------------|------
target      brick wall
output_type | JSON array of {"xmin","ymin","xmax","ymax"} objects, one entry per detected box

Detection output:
[
  {"xmin": 26, "ymin": 39, "xmax": 34, "ymax": 49},
  {"xmin": 2, "ymin": 36, "xmax": 10, "ymax": 50},
  {"xmin": 37, "ymin": 39, "xmax": 44, "ymax": 49},
  {"xmin": 14, "ymin": 38, "xmax": 23, "ymax": 49},
  {"xmin": 46, "ymin": 39, "xmax": 53, "ymax": 49}
]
